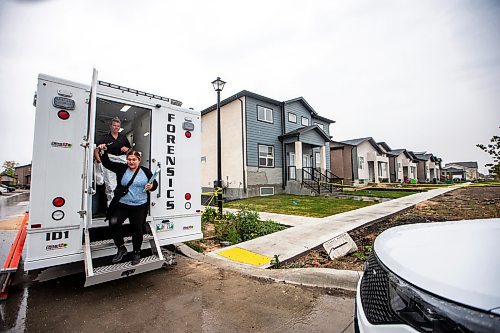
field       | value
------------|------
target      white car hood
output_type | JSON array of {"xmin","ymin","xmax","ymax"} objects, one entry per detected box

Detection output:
[{"xmin": 374, "ymin": 218, "xmax": 500, "ymax": 312}]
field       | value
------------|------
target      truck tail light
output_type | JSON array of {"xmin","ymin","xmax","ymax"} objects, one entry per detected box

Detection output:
[
  {"xmin": 185, "ymin": 193, "xmax": 191, "ymax": 200},
  {"xmin": 185, "ymin": 131, "xmax": 191, "ymax": 138},
  {"xmin": 52, "ymin": 197, "xmax": 65, "ymax": 207},
  {"xmin": 58, "ymin": 110, "xmax": 70, "ymax": 120}
]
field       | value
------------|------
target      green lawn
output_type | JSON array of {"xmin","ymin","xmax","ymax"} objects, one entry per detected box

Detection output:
[
  {"xmin": 342, "ymin": 190, "xmax": 419, "ymax": 198},
  {"xmin": 224, "ymin": 194, "xmax": 374, "ymax": 218},
  {"xmin": 469, "ymin": 181, "xmax": 500, "ymax": 187}
]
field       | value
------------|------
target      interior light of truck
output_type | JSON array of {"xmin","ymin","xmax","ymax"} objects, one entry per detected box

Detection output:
[
  {"xmin": 52, "ymin": 197, "xmax": 65, "ymax": 207},
  {"xmin": 120, "ymin": 105, "xmax": 131, "ymax": 112},
  {"xmin": 185, "ymin": 131, "xmax": 192, "ymax": 138},
  {"xmin": 143, "ymin": 132, "xmax": 150, "ymax": 137},
  {"xmin": 58, "ymin": 110, "xmax": 70, "ymax": 120},
  {"xmin": 185, "ymin": 193, "xmax": 191, "ymax": 200},
  {"xmin": 52, "ymin": 210, "xmax": 65, "ymax": 221}
]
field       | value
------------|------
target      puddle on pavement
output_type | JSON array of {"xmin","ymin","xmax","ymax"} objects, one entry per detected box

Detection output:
[
  {"xmin": 0, "ymin": 193, "xmax": 30, "ymax": 221},
  {"xmin": 0, "ymin": 193, "xmax": 30, "ymax": 332},
  {"xmin": 0, "ymin": 285, "xmax": 28, "ymax": 332},
  {"xmin": 0, "ymin": 231, "xmax": 17, "ymax": 266}
]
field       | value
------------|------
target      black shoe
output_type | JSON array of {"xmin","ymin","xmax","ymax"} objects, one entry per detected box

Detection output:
[
  {"xmin": 112, "ymin": 246, "xmax": 127, "ymax": 263},
  {"xmin": 131, "ymin": 252, "xmax": 141, "ymax": 266}
]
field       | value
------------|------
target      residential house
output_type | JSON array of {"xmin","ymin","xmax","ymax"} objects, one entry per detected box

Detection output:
[
  {"xmin": 0, "ymin": 173, "xmax": 16, "ymax": 186},
  {"xmin": 330, "ymin": 137, "xmax": 389, "ymax": 185},
  {"xmin": 201, "ymin": 91, "xmax": 334, "ymax": 199},
  {"xmin": 377, "ymin": 142, "xmax": 417, "ymax": 182},
  {"xmin": 409, "ymin": 152, "xmax": 442, "ymax": 183},
  {"xmin": 442, "ymin": 162, "xmax": 479, "ymax": 181},
  {"xmin": 15, "ymin": 164, "xmax": 31, "ymax": 188}
]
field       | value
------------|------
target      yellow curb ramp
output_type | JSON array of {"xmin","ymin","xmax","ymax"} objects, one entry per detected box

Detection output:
[{"xmin": 217, "ymin": 247, "xmax": 272, "ymax": 266}]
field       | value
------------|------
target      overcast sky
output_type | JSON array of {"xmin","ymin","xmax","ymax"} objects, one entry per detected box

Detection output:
[{"xmin": 0, "ymin": 0, "xmax": 499, "ymax": 173}]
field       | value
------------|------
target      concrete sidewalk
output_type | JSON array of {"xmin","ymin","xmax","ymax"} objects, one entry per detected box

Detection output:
[{"xmin": 208, "ymin": 186, "xmax": 457, "ymax": 268}]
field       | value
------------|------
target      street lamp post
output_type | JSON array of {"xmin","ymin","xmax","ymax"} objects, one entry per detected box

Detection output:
[{"xmin": 212, "ymin": 77, "xmax": 226, "ymax": 217}]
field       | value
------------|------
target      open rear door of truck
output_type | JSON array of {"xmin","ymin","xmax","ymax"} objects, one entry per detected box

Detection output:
[{"xmin": 82, "ymin": 69, "xmax": 98, "ymax": 280}]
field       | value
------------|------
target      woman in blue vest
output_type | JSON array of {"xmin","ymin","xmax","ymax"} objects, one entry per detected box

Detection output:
[{"xmin": 98, "ymin": 144, "xmax": 158, "ymax": 265}]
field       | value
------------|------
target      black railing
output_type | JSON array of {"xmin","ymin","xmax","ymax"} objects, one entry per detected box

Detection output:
[
  {"xmin": 302, "ymin": 168, "xmax": 320, "ymax": 193},
  {"xmin": 325, "ymin": 169, "xmax": 344, "ymax": 192},
  {"xmin": 301, "ymin": 168, "xmax": 344, "ymax": 194}
]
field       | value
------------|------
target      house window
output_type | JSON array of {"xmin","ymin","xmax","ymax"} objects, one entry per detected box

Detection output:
[
  {"xmin": 258, "ymin": 145, "xmax": 274, "ymax": 167},
  {"xmin": 397, "ymin": 163, "xmax": 401, "ymax": 172},
  {"xmin": 301, "ymin": 117, "xmax": 309, "ymax": 126},
  {"xmin": 260, "ymin": 187, "xmax": 275, "ymax": 196},
  {"xmin": 378, "ymin": 163, "xmax": 386, "ymax": 177},
  {"xmin": 315, "ymin": 152, "xmax": 321, "ymax": 168},
  {"xmin": 358, "ymin": 157, "xmax": 364, "ymax": 169},
  {"xmin": 288, "ymin": 112, "xmax": 297, "ymax": 123},
  {"xmin": 257, "ymin": 105, "xmax": 273, "ymax": 123},
  {"xmin": 314, "ymin": 122, "xmax": 324, "ymax": 130}
]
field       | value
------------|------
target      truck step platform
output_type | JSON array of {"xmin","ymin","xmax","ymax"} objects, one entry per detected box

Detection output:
[
  {"xmin": 85, "ymin": 254, "xmax": 164, "ymax": 287},
  {"xmin": 90, "ymin": 235, "xmax": 154, "ymax": 250},
  {"xmin": 83, "ymin": 221, "xmax": 165, "ymax": 287}
]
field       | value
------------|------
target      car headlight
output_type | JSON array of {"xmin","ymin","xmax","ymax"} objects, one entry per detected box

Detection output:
[{"xmin": 388, "ymin": 271, "xmax": 500, "ymax": 332}]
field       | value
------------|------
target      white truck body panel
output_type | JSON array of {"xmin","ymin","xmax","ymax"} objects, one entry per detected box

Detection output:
[{"xmin": 25, "ymin": 73, "xmax": 202, "ymax": 271}]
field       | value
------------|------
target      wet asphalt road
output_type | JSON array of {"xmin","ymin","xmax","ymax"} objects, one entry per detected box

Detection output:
[
  {"xmin": 0, "ymin": 192, "xmax": 29, "ymax": 222},
  {"xmin": 0, "ymin": 192, "xmax": 356, "ymax": 333},
  {"xmin": 2, "ymin": 256, "xmax": 355, "ymax": 333}
]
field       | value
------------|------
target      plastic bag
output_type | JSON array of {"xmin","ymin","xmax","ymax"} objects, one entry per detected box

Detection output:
[{"xmin": 95, "ymin": 161, "xmax": 104, "ymax": 185}]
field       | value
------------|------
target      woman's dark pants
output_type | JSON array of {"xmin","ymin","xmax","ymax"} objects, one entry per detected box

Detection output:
[{"xmin": 109, "ymin": 203, "xmax": 147, "ymax": 252}]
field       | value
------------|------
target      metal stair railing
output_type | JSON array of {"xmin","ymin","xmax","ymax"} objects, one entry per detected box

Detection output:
[
  {"xmin": 325, "ymin": 169, "xmax": 344, "ymax": 192},
  {"xmin": 302, "ymin": 168, "xmax": 320, "ymax": 194},
  {"xmin": 315, "ymin": 169, "xmax": 337, "ymax": 193}
]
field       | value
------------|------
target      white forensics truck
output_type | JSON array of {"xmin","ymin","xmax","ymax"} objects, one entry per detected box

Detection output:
[{"xmin": 25, "ymin": 70, "xmax": 202, "ymax": 286}]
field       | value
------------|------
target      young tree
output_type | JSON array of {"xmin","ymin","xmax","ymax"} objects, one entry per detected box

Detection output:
[
  {"xmin": 2, "ymin": 160, "xmax": 18, "ymax": 177},
  {"xmin": 477, "ymin": 128, "xmax": 500, "ymax": 179}
]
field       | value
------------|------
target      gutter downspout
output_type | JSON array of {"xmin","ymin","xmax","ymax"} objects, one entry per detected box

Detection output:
[
  {"xmin": 281, "ymin": 102, "xmax": 286, "ymax": 190},
  {"xmin": 239, "ymin": 98, "xmax": 246, "ymax": 194}
]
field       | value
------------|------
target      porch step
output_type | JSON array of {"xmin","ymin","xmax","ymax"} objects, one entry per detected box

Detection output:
[{"xmin": 85, "ymin": 255, "xmax": 164, "ymax": 287}]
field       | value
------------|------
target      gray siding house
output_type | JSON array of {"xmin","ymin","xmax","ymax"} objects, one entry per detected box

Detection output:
[{"xmin": 201, "ymin": 91, "xmax": 335, "ymax": 199}]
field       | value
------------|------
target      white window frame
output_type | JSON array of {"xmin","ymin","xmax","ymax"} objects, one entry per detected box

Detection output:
[
  {"xmin": 257, "ymin": 105, "xmax": 273, "ymax": 123},
  {"xmin": 358, "ymin": 156, "xmax": 364, "ymax": 169},
  {"xmin": 314, "ymin": 122, "xmax": 324, "ymax": 130},
  {"xmin": 288, "ymin": 112, "xmax": 297, "ymax": 123},
  {"xmin": 258, "ymin": 144, "xmax": 275, "ymax": 167},
  {"xmin": 259, "ymin": 187, "xmax": 275, "ymax": 196},
  {"xmin": 301, "ymin": 117, "xmax": 309, "ymax": 126}
]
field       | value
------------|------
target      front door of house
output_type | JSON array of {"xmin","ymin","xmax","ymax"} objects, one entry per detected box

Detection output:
[{"xmin": 303, "ymin": 155, "xmax": 312, "ymax": 180}]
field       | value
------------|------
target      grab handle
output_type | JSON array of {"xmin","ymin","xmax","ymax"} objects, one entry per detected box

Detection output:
[{"xmin": 156, "ymin": 161, "xmax": 161, "ymax": 198}]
